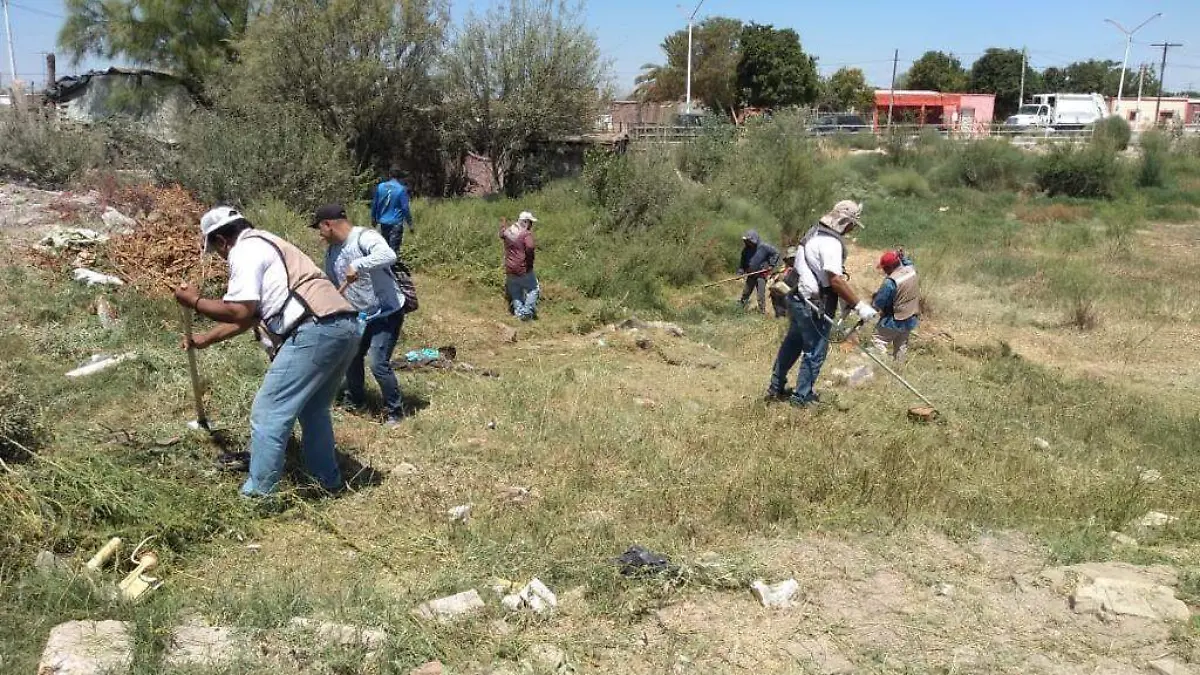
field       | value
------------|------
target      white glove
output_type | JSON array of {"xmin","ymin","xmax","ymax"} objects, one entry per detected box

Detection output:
[{"xmin": 854, "ymin": 301, "xmax": 878, "ymax": 322}]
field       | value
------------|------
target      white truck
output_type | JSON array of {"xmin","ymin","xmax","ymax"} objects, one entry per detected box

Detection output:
[{"xmin": 1004, "ymin": 93, "xmax": 1109, "ymax": 130}]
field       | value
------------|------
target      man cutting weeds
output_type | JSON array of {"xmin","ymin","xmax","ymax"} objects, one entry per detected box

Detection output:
[{"xmin": 174, "ymin": 207, "xmax": 360, "ymax": 497}]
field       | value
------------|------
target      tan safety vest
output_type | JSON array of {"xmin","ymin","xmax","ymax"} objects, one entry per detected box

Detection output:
[
  {"xmin": 243, "ymin": 231, "xmax": 354, "ymax": 353},
  {"xmin": 889, "ymin": 265, "xmax": 920, "ymax": 321}
]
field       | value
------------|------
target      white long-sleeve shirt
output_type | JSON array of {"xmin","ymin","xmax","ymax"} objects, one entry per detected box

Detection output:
[{"xmin": 324, "ymin": 227, "xmax": 404, "ymax": 319}]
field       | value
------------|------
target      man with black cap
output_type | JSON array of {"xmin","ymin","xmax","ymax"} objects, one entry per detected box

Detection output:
[
  {"xmin": 174, "ymin": 206, "xmax": 360, "ymax": 496},
  {"xmin": 313, "ymin": 204, "xmax": 408, "ymax": 425},
  {"xmin": 737, "ymin": 230, "xmax": 780, "ymax": 315}
]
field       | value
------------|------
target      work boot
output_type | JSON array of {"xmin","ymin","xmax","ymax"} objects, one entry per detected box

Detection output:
[{"xmin": 763, "ymin": 387, "xmax": 793, "ymax": 402}]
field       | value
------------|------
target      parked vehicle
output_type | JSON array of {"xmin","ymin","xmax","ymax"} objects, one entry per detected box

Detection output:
[
  {"xmin": 1004, "ymin": 93, "xmax": 1108, "ymax": 130},
  {"xmin": 809, "ymin": 113, "xmax": 870, "ymax": 135}
]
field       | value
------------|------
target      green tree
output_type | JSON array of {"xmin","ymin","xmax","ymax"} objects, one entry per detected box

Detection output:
[
  {"xmin": 444, "ymin": 0, "xmax": 606, "ymax": 195},
  {"xmin": 1042, "ymin": 60, "xmax": 1162, "ymax": 98},
  {"xmin": 736, "ymin": 23, "xmax": 818, "ymax": 108},
  {"xmin": 969, "ymin": 48, "xmax": 1042, "ymax": 118},
  {"xmin": 636, "ymin": 17, "xmax": 742, "ymax": 118},
  {"xmin": 58, "ymin": 0, "xmax": 256, "ymax": 94},
  {"xmin": 227, "ymin": 0, "xmax": 448, "ymax": 192},
  {"xmin": 901, "ymin": 51, "xmax": 968, "ymax": 92},
  {"xmin": 818, "ymin": 67, "xmax": 875, "ymax": 113}
]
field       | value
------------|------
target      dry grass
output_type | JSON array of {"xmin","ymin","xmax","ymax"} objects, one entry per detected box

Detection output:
[{"xmin": 1014, "ymin": 202, "xmax": 1093, "ymax": 225}]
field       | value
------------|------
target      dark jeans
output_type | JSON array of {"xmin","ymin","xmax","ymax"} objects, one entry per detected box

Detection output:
[
  {"xmin": 381, "ymin": 223, "xmax": 404, "ymax": 252},
  {"xmin": 740, "ymin": 275, "xmax": 768, "ymax": 313},
  {"xmin": 345, "ymin": 311, "xmax": 404, "ymax": 416},
  {"xmin": 504, "ymin": 271, "xmax": 539, "ymax": 320},
  {"xmin": 769, "ymin": 295, "xmax": 831, "ymax": 404}
]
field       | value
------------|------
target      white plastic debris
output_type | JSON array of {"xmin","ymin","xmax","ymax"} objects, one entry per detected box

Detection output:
[
  {"xmin": 501, "ymin": 577, "xmax": 558, "ymax": 615},
  {"xmin": 751, "ymin": 578, "xmax": 799, "ymax": 608},
  {"xmin": 1139, "ymin": 468, "xmax": 1163, "ymax": 483},
  {"xmin": 101, "ymin": 207, "xmax": 137, "ymax": 231},
  {"xmin": 1033, "ymin": 437, "xmax": 1052, "ymax": 451},
  {"xmin": 414, "ymin": 589, "xmax": 486, "ymax": 623},
  {"xmin": 73, "ymin": 268, "xmax": 125, "ymax": 287},
  {"xmin": 37, "ymin": 227, "xmax": 108, "ymax": 250},
  {"xmin": 66, "ymin": 353, "xmax": 137, "ymax": 378},
  {"xmin": 447, "ymin": 504, "xmax": 472, "ymax": 523}
]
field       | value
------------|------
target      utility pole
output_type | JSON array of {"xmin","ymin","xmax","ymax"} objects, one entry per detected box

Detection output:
[
  {"xmin": 1151, "ymin": 42, "xmax": 1183, "ymax": 124},
  {"xmin": 1106, "ymin": 13, "xmax": 1162, "ymax": 116},
  {"xmin": 677, "ymin": 0, "xmax": 707, "ymax": 116},
  {"xmin": 887, "ymin": 49, "xmax": 898, "ymax": 131},
  {"xmin": 1018, "ymin": 47, "xmax": 1027, "ymax": 106},
  {"xmin": 1, "ymin": 0, "xmax": 17, "ymax": 90}
]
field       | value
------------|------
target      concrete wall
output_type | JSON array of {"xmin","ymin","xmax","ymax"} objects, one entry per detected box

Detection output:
[{"xmin": 55, "ymin": 72, "xmax": 194, "ymax": 142}]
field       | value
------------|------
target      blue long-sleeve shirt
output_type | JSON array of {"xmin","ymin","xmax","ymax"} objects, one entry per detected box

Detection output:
[
  {"xmin": 873, "ymin": 278, "xmax": 919, "ymax": 332},
  {"xmin": 371, "ymin": 179, "xmax": 412, "ymax": 229}
]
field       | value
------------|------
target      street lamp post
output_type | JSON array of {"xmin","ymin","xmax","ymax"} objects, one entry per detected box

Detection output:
[
  {"xmin": 1105, "ymin": 13, "xmax": 1162, "ymax": 116},
  {"xmin": 678, "ymin": 0, "xmax": 707, "ymax": 115}
]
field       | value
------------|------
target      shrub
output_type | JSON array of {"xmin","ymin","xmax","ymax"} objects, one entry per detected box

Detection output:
[
  {"xmin": 0, "ymin": 385, "xmax": 48, "ymax": 462},
  {"xmin": 1092, "ymin": 116, "xmax": 1132, "ymax": 151},
  {"xmin": 1035, "ymin": 145, "xmax": 1123, "ymax": 199},
  {"xmin": 941, "ymin": 139, "xmax": 1030, "ymax": 191},
  {"xmin": 583, "ymin": 148, "xmax": 683, "ymax": 232},
  {"xmin": 1137, "ymin": 129, "xmax": 1170, "ymax": 188},
  {"xmin": 676, "ymin": 118, "xmax": 737, "ymax": 183},
  {"xmin": 165, "ymin": 102, "xmax": 366, "ymax": 213},
  {"xmin": 0, "ymin": 110, "xmax": 104, "ymax": 186},
  {"xmin": 878, "ymin": 169, "xmax": 933, "ymax": 198}
]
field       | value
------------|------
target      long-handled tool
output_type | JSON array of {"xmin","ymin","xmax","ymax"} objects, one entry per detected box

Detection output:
[
  {"xmin": 801, "ymin": 296, "xmax": 940, "ymax": 417},
  {"xmin": 701, "ymin": 267, "xmax": 773, "ymax": 289},
  {"xmin": 180, "ymin": 305, "xmax": 210, "ymax": 431}
]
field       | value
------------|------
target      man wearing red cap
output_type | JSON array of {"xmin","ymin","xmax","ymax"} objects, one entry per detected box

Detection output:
[{"xmin": 871, "ymin": 250, "xmax": 920, "ymax": 363}]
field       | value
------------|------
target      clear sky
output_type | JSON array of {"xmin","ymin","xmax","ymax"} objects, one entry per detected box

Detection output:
[{"xmin": 5, "ymin": 0, "xmax": 1200, "ymax": 93}]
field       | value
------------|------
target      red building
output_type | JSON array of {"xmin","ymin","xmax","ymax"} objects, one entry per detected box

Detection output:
[{"xmin": 872, "ymin": 90, "xmax": 996, "ymax": 135}]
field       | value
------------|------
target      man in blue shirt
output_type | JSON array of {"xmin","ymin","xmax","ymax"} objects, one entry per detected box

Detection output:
[
  {"xmin": 371, "ymin": 168, "xmax": 414, "ymax": 252},
  {"xmin": 871, "ymin": 250, "xmax": 920, "ymax": 364}
]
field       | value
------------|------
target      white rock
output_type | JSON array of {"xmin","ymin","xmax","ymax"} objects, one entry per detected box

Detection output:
[
  {"xmin": 751, "ymin": 578, "xmax": 800, "ymax": 608},
  {"xmin": 393, "ymin": 462, "xmax": 420, "ymax": 476},
  {"xmin": 1135, "ymin": 511, "xmax": 1179, "ymax": 530},
  {"xmin": 100, "ymin": 207, "xmax": 137, "ymax": 231},
  {"xmin": 414, "ymin": 589, "xmax": 486, "ymax": 623},
  {"xmin": 1149, "ymin": 657, "xmax": 1195, "ymax": 675},
  {"xmin": 500, "ymin": 593, "xmax": 523, "ymax": 612},
  {"xmin": 38, "ymin": 620, "xmax": 133, "ymax": 675},
  {"xmin": 447, "ymin": 504, "xmax": 472, "ymax": 523},
  {"xmin": 1033, "ymin": 437, "xmax": 1051, "ymax": 451},
  {"xmin": 1070, "ymin": 575, "xmax": 1190, "ymax": 622},
  {"xmin": 934, "ymin": 582, "xmax": 955, "ymax": 598},
  {"xmin": 72, "ymin": 268, "xmax": 124, "ymax": 287},
  {"xmin": 164, "ymin": 625, "xmax": 246, "ymax": 668},
  {"xmin": 1109, "ymin": 531, "xmax": 1138, "ymax": 548},
  {"xmin": 526, "ymin": 643, "xmax": 567, "ymax": 670},
  {"xmin": 502, "ymin": 577, "xmax": 558, "ymax": 615},
  {"xmin": 288, "ymin": 617, "xmax": 387, "ymax": 651}
]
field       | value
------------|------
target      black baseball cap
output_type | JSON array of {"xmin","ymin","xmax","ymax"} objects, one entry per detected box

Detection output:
[{"xmin": 310, "ymin": 203, "xmax": 347, "ymax": 227}]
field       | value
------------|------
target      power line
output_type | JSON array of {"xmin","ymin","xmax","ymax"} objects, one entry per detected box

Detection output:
[
  {"xmin": 9, "ymin": 2, "xmax": 63, "ymax": 19},
  {"xmin": 1150, "ymin": 42, "xmax": 1183, "ymax": 121}
]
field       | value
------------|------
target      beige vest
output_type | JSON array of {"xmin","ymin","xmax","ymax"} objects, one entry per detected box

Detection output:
[
  {"xmin": 889, "ymin": 265, "xmax": 920, "ymax": 321},
  {"xmin": 243, "ymin": 231, "xmax": 353, "ymax": 349}
]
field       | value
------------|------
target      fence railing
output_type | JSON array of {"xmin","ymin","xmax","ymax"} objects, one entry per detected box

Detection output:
[{"xmin": 623, "ymin": 120, "xmax": 1100, "ymax": 145}]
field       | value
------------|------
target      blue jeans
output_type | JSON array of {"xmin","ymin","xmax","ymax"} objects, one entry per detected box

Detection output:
[
  {"xmin": 344, "ymin": 311, "xmax": 404, "ymax": 417},
  {"xmin": 381, "ymin": 223, "xmax": 404, "ymax": 252},
  {"xmin": 769, "ymin": 295, "xmax": 831, "ymax": 404},
  {"xmin": 243, "ymin": 315, "xmax": 361, "ymax": 496},
  {"xmin": 505, "ymin": 272, "xmax": 539, "ymax": 320}
]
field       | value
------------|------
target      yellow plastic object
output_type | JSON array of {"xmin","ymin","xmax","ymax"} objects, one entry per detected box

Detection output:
[
  {"xmin": 85, "ymin": 537, "xmax": 122, "ymax": 572},
  {"xmin": 118, "ymin": 551, "xmax": 161, "ymax": 602}
]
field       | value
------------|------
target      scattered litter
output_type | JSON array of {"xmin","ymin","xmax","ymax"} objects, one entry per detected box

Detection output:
[
  {"xmin": 85, "ymin": 537, "xmax": 122, "ymax": 572},
  {"xmin": 938, "ymin": 206, "xmax": 950, "ymax": 212},
  {"xmin": 501, "ymin": 577, "xmax": 558, "ymax": 615},
  {"xmin": 447, "ymin": 504, "xmax": 472, "ymax": 523},
  {"xmin": 93, "ymin": 295, "xmax": 119, "ymax": 329},
  {"xmin": 66, "ymin": 353, "xmax": 137, "ymax": 378},
  {"xmin": 245, "ymin": 544, "xmax": 262, "ymax": 553},
  {"xmin": 73, "ymin": 268, "xmax": 125, "ymax": 287},
  {"xmin": 101, "ymin": 207, "xmax": 137, "ymax": 231},
  {"xmin": 393, "ymin": 462, "xmax": 419, "ymax": 476},
  {"xmin": 37, "ymin": 227, "xmax": 108, "ymax": 250},
  {"xmin": 404, "ymin": 346, "xmax": 454, "ymax": 363},
  {"xmin": 615, "ymin": 545, "xmax": 673, "ymax": 576},
  {"xmin": 1139, "ymin": 468, "xmax": 1163, "ymax": 483},
  {"xmin": 413, "ymin": 589, "xmax": 486, "ymax": 623},
  {"xmin": 1033, "ymin": 437, "xmax": 1052, "ymax": 451},
  {"xmin": 751, "ymin": 578, "xmax": 800, "ymax": 608},
  {"xmin": 486, "ymin": 420, "xmax": 497, "ymax": 430},
  {"xmin": 118, "ymin": 550, "xmax": 161, "ymax": 602},
  {"xmin": 596, "ymin": 338, "xmax": 607, "ymax": 347},
  {"xmin": 394, "ymin": 345, "xmax": 498, "ymax": 377},
  {"xmin": 615, "ymin": 318, "xmax": 685, "ymax": 338},
  {"xmin": 934, "ymin": 582, "xmax": 956, "ymax": 598},
  {"xmin": 831, "ymin": 364, "xmax": 874, "ymax": 388}
]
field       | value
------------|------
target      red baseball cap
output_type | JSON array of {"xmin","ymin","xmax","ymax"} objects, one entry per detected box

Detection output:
[{"xmin": 878, "ymin": 251, "xmax": 901, "ymax": 269}]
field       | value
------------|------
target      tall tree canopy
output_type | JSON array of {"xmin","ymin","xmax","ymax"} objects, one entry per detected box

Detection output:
[
  {"xmin": 444, "ymin": 0, "xmax": 606, "ymax": 194},
  {"xmin": 59, "ymin": 0, "xmax": 256, "ymax": 92},
  {"xmin": 818, "ymin": 67, "xmax": 874, "ymax": 112},
  {"xmin": 1042, "ymin": 60, "xmax": 1161, "ymax": 98},
  {"xmin": 636, "ymin": 17, "xmax": 742, "ymax": 117},
  {"xmin": 901, "ymin": 51, "xmax": 968, "ymax": 92},
  {"xmin": 736, "ymin": 23, "xmax": 818, "ymax": 108},
  {"xmin": 968, "ymin": 48, "xmax": 1042, "ymax": 118}
]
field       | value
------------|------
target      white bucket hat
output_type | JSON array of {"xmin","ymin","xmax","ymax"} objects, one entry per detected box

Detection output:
[
  {"xmin": 517, "ymin": 210, "xmax": 538, "ymax": 223},
  {"xmin": 819, "ymin": 200, "xmax": 864, "ymax": 234}
]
